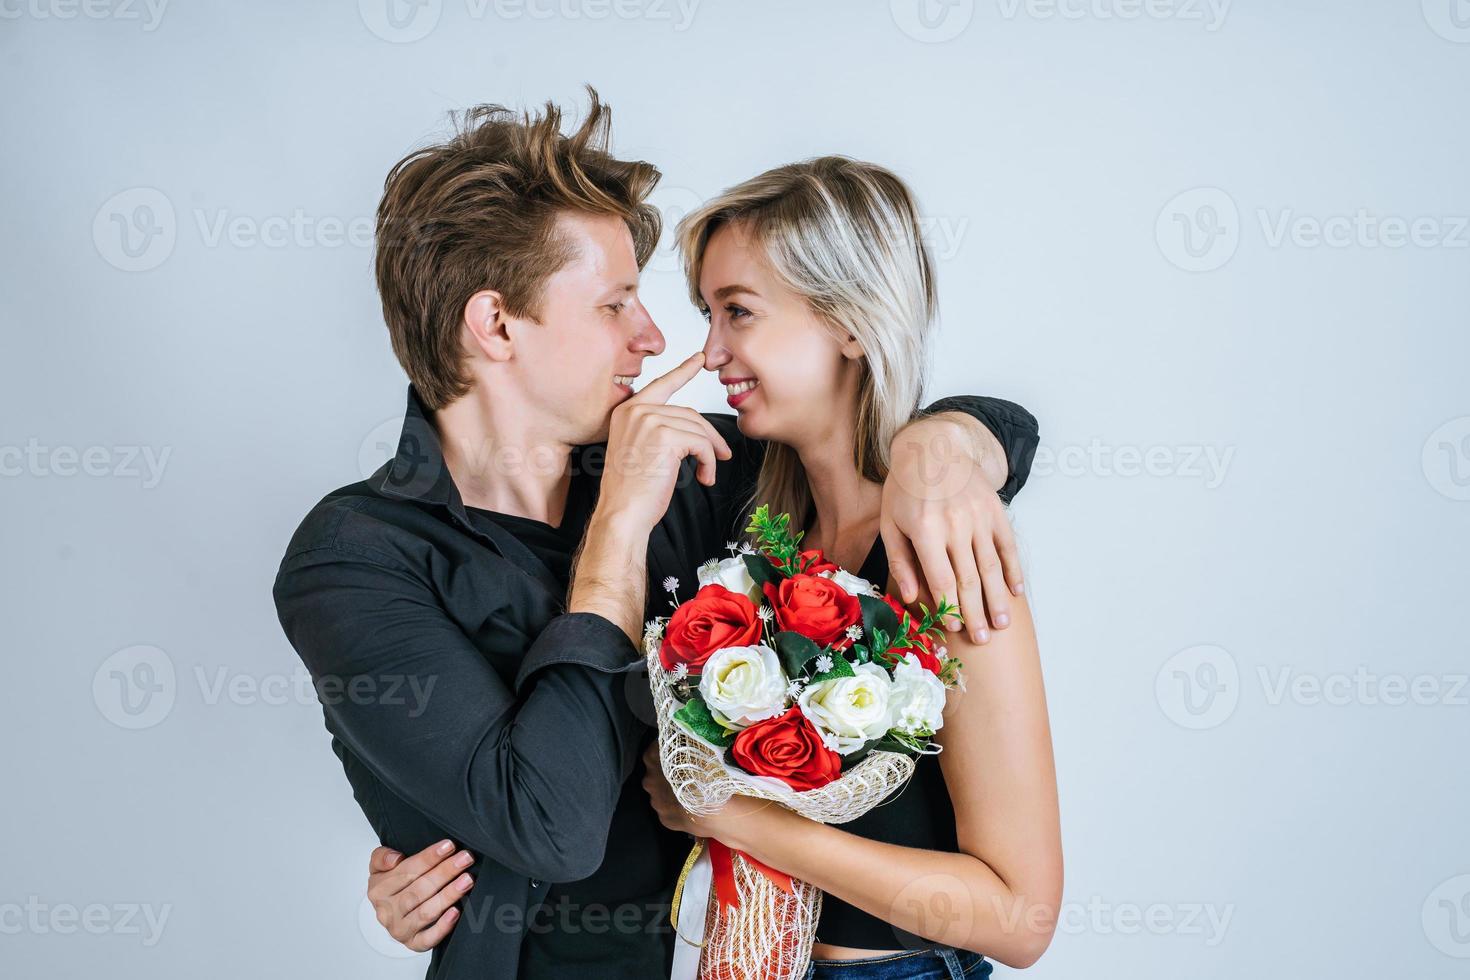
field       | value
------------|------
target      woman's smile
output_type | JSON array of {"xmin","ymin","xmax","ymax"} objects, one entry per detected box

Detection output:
[{"xmin": 723, "ymin": 376, "xmax": 760, "ymax": 408}]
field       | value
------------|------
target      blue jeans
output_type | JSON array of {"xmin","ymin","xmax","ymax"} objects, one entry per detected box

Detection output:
[{"xmin": 803, "ymin": 947, "xmax": 993, "ymax": 979}]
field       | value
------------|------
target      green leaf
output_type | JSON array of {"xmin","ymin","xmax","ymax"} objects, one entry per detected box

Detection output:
[
  {"xmin": 673, "ymin": 695, "xmax": 735, "ymax": 748},
  {"xmin": 809, "ymin": 654, "xmax": 856, "ymax": 684},
  {"xmin": 742, "ymin": 552, "xmax": 784, "ymax": 591},
  {"xmin": 838, "ymin": 732, "xmax": 915, "ymax": 769},
  {"xmin": 775, "ymin": 630, "xmax": 822, "ymax": 678},
  {"xmin": 859, "ymin": 594, "xmax": 900, "ymax": 644}
]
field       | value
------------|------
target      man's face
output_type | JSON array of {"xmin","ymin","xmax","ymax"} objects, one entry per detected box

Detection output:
[{"xmin": 507, "ymin": 210, "xmax": 665, "ymax": 444}]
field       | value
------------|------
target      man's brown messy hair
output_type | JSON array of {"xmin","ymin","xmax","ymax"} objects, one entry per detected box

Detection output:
[{"xmin": 374, "ymin": 87, "xmax": 661, "ymax": 409}]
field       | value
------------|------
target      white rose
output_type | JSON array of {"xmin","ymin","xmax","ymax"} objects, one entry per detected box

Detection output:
[
  {"xmin": 889, "ymin": 653, "xmax": 947, "ymax": 736},
  {"xmin": 797, "ymin": 661, "xmax": 893, "ymax": 755},
  {"xmin": 697, "ymin": 555, "xmax": 762, "ymax": 603},
  {"xmin": 698, "ymin": 644, "xmax": 788, "ymax": 729},
  {"xmin": 820, "ymin": 568, "xmax": 881, "ymax": 597}
]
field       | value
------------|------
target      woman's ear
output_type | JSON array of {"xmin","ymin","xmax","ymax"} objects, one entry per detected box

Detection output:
[
  {"xmin": 839, "ymin": 331, "xmax": 866, "ymax": 360},
  {"xmin": 463, "ymin": 290, "xmax": 514, "ymax": 362}
]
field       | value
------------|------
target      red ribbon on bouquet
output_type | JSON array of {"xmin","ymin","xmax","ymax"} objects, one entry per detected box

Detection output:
[{"xmin": 707, "ymin": 839, "xmax": 795, "ymax": 910}]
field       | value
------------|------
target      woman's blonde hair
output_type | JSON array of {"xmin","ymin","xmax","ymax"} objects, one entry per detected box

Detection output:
[{"xmin": 676, "ymin": 156, "xmax": 938, "ymax": 532}]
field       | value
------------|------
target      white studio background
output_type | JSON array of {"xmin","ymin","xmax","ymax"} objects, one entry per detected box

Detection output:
[{"xmin": 2, "ymin": 2, "xmax": 1467, "ymax": 977}]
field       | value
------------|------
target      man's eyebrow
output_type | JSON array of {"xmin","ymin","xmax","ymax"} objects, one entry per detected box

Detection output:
[
  {"xmin": 598, "ymin": 283, "xmax": 638, "ymax": 301},
  {"xmin": 712, "ymin": 284, "xmax": 760, "ymax": 301}
]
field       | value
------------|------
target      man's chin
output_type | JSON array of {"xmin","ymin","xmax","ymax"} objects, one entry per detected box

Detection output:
[{"xmin": 577, "ymin": 412, "xmax": 614, "ymax": 446}]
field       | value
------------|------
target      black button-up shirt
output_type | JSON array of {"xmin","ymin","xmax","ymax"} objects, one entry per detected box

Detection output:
[{"xmin": 273, "ymin": 387, "xmax": 1037, "ymax": 980}]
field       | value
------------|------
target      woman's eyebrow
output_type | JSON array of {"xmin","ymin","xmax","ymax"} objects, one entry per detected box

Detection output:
[{"xmin": 712, "ymin": 283, "xmax": 760, "ymax": 301}]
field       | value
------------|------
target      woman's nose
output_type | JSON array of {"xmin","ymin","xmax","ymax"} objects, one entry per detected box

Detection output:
[{"xmin": 701, "ymin": 328, "xmax": 730, "ymax": 370}]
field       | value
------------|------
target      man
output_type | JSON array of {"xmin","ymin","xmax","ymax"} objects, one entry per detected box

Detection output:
[{"xmin": 274, "ymin": 90, "xmax": 1038, "ymax": 980}]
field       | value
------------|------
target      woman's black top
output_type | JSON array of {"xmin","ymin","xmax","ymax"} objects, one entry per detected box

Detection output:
[{"xmin": 812, "ymin": 535, "xmax": 962, "ymax": 952}]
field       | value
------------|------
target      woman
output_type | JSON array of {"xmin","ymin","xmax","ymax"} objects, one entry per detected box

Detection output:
[{"xmin": 368, "ymin": 157, "xmax": 1061, "ymax": 978}]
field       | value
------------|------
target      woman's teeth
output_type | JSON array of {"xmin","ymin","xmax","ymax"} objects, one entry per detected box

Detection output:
[
  {"xmin": 613, "ymin": 375, "xmax": 637, "ymax": 388},
  {"xmin": 725, "ymin": 380, "xmax": 759, "ymax": 396}
]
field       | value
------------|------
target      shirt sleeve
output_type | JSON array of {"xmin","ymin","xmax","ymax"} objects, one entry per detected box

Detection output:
[
  {"xmin": 920, "ymin": 394, "xmax": 1040, "ymax": 505},
  {"xmin": 273, "ymin": 546, "xmax": 645, "ymax": 883}
]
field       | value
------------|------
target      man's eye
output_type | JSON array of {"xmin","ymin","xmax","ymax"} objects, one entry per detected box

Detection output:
[{"xmin": 605, "ymin": 302, "xmax": 625, "ymax": 315}]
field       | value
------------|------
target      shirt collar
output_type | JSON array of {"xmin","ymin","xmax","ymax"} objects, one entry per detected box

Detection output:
[
  {"xmin": 374, "ymin": 385, "xmax": 569, "ymax": 601},
  {"xmin": 377, "ymin": 385, "xmax": 459, "ymax": 508}
]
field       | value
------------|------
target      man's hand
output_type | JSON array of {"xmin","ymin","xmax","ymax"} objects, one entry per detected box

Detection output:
[
  {"xmin": 880, "ymin": 413, "xmax": 1024, "ymax": 645},
  {"xmin": 365, "ymin": 840, "xmax": 474, "ymax": 953},
  {"xmin": 570, "ymin": 352, "xmax": 731, "ymax": 644},
  {"xmin": 596, "ymin": 351, "xmax": 732, "ymax": 533}
]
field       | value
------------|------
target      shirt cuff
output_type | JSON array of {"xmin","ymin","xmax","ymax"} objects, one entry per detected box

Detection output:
[{"xmin": 513, "ymin": 611, "xmax": 641, "ymax": 692}]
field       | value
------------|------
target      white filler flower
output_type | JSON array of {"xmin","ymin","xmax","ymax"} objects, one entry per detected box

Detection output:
[
  {"xmin": 698, "ymin": 644, "xmax": 789, "ymax": 728},
  {"xmin": 797, "ymin": 661, "xmax": 894, "ymax": 754},
  {"xmin": 889, "ymin": 652, "xmax": 947, "ymax": 736}
]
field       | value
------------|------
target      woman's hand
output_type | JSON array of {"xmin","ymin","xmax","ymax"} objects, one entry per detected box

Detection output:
[
  {"xmin": 640, "ymin": 742, "xmax": 768, "ymax": 843},
  {"xmin": 881, "ymin": 414, "xmax": 1024, "ymax": 645},
  {"xmin": 365, "ymin": 840, "xmax": 475, "ymax": 952}
]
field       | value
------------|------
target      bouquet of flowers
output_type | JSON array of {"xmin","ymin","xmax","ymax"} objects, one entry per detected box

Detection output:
[{"xmin": 645, "ymin": 505, "xmax": 965, "ymax": 980}]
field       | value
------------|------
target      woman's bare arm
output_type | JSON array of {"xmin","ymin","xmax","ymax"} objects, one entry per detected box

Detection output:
[{"xmin": 647, "ymin": 593, "xmax": 1062, "ymax": 967}]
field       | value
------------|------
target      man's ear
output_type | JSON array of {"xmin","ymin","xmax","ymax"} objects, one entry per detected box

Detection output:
[{"xmin": 463, "ymin": 290, "xmax": 514, "ymax": 362}]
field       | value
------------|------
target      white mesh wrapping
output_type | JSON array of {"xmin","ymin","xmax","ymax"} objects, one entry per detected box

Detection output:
[{"xmin": 647, "ymin": 640, "xmax": 917, "ymax": 979}]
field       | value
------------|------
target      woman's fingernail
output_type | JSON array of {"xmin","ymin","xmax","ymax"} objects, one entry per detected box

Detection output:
[
  {"xmin": 437, "ymin": 840, "xmax": 454, "ymax": 855},
  {"xmin": 995, "ymin": 612, "xmax": 1010, "ymax": 627},
  {"xmin": 1012, "ymin": 582, "xmax": 1025, "ymax": 595},
  {"xmin": 454, "ymin": 851, "xmax": 473, "ymax": 869},
  {"xmin": 977, "ymin": 628, "xmax": 990, "ymax": 643},
  {"xmin": 455, "ymin": 873, "xmax": 473, "ymax": 891}
]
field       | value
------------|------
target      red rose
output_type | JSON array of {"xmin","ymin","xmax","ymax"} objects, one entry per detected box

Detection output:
[
  {"xmin": 796, "ymin": 549, "xmax": 838, "ymax": 576},
  {"xmin": 879, "ymin": 595, "xmax": 941, "ymax": 674},
  {"xmin": 880, "ymin": 594, "xmax": 910, "ymax": 628},
  {"xmin": 659, "ymin": 584, "xmax": 762, "ymax": 674},
  {"xmin": 763, "ymin": 574, "xmax": 862, "ymax": 650},
  {"xmin": 730, "ymin": 706, "xmax": 842, "ymax": 791}
]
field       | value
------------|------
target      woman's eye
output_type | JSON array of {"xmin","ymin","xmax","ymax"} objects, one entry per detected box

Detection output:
[
  {"xmin": 726, "ymin": 304, "xmax": 751, "ymax": 321},
  {"xmin": 605, "ymin": 302, "xmax": 625, "ymax": 315},
  {"xmin": 698, "ymin": 306, "xmax": 712, "ymax": 322}
]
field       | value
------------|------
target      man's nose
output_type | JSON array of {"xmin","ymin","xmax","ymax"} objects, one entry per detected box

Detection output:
[{"xmin": 631, "ymin": 305, "xmax": 665, "ymax": 357}]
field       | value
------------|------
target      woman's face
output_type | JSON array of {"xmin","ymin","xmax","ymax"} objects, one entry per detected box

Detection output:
[{"xmin": 697, "ymin": 222, "xmax": 863, "ymax": 444}]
